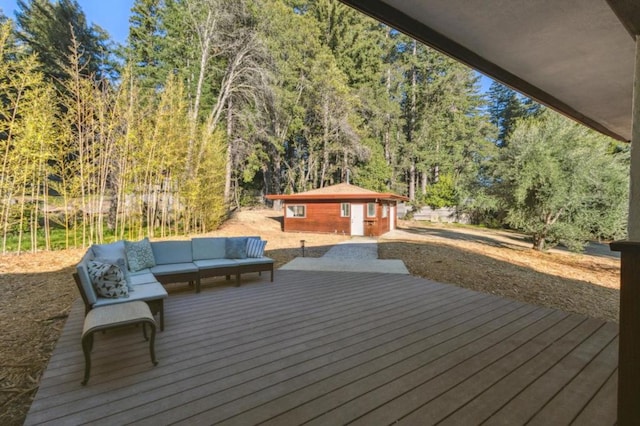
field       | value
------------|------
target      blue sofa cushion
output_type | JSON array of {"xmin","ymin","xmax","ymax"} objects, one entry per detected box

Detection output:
[
  {"xmin": 128, "ymin": 272, "xmax": 159, "ymax": 286},
  {"xmin": 192, "ymin": 237, "xmax": 226, "ymax": 260},
  {"xmin": 193, "ymin": 258, "xmax": 238, "ymax": 269},
  {"xmin": 152, "ymin": 240, "xmax": 193, "ymax": 264},
  {"xmin": 93, "ymin": 282, "xmax": 167, "ymax": 307},
  {"xmin": 91, "ymin": 241, "xmax": 126, "ymax": 261},
  {"xmin": 233, "ymin": 257, "xmax": 274, "ymax": 265},
  {"xmin": 150, "ymin": 263, "xmax": 198, "ymax": 276},
  {"xmin": 225, "ymin": 237, "xmax": 248, "ymax": 259},
  {"xmin": 125, "ymin": 237, "xmax": 156, "ymax": 272}
]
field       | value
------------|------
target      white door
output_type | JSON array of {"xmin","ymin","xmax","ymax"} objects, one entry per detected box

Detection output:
[
  {"xmin": 390, "ymin": 205, "xmax": 395, "ymax": 230},
  {"xmin": 351, "ymin": 204, "xmax": 364, "ymax": 236}
]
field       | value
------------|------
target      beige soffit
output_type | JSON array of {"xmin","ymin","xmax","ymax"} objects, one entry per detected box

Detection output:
[{"xmin": 339, "ymin": 0, "xmax": 640, "ymax": 142}]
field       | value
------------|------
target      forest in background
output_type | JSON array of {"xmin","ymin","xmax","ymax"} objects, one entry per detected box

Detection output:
[{"xmin": 0, "ymin": 0, "xmax": 630, "ymax": 253}]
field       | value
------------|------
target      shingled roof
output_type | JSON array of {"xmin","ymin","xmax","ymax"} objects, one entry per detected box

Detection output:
[{"xmin": 266, "ymin": 183, "xmax": 408, "ymax": 201}]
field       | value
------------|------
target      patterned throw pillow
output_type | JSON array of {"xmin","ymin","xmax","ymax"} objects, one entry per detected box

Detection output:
[
  {"xmin": 246, "ymin": 238, "xmax": 267, "ymax": 258},
  {"xmin": 125, "ymin": 237, "xmax": 156, "ymax": 272},
  {"xmin": 87, "ymin": 260, "xmax": 129, "ymax": 298},
  {"xmin": 95, "ymin": 257, "xmax": 133, "ymax": 292}
]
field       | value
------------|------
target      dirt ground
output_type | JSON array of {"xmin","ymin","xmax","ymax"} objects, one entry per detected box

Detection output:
[{"xmin": 0, "ymin": 209, "xmax": 620, "ymax": 425}]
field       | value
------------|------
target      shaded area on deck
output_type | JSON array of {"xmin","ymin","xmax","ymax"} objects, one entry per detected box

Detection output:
[{"xmin": 25, "ymin": 270, "xmax": 618, "ymax": 425}]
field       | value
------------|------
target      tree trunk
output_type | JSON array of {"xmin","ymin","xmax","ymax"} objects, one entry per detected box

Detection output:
[
  {"xmin": 224, "ymin": 96, "xmax": 233, "ymax": 205},
  {"xmin": 384, "ymin": 42, "xmax": 392, "ymax": 167},
  {"xmin": 185, "ymin": 5, "xmax": 213, "ymax": 177},
  {"xmin": 320, "ymin": 96, "xmax": 330, "ymax": 187},
  {"xmin": 407, "ymin": 40, "xmax": 417, "ymax": 201},
  {"xmin": 409, "ymin": 160, "xmax": 416, "ymax": 200},
  {"xmin": 533, "ymin": 234, "xmax": 545, "ymax": 251}
]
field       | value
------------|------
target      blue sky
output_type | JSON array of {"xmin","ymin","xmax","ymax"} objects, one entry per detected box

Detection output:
[
  {"xmin": 0, "ymin": 0, "xmax": 495, "ymax": 92},
  {"xmin": 0, "ymin": 0, "xmax": 133, "ymax": 44}
]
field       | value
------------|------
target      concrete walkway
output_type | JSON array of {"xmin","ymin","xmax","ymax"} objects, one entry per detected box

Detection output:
[{"xmin": 279, "ymin": 237, "xmax": 409, "ymax": 274}]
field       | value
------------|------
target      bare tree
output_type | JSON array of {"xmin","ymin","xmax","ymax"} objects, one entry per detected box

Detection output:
[{"xmin": 182, "ymin": 0, "xmax": 269, "ymax": 205}]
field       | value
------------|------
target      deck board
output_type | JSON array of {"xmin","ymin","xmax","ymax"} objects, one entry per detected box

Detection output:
[
  {"xmin": 528, "ymin": 335, "xmax": 619, "ymax": 425},
  {"xmin": 352, "ymin": 310, "xmax": 576, "ymax": 425},
  {"xmin": 571, "ymin": 367, "xmax": 618, "ymax": 426},
  {"xmin": 483, "ymin": 322, "xmax": 618, "ymax": 425},
  {"xmin": 24, "ymin": 270, "xmax": 618, "ymax": 425}
]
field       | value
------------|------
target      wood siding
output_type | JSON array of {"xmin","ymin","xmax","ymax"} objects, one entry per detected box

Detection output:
[
  {"xmin": 283, "ymin": 201, "xmax": 351, "ymax": 234},
  {"xmin": 282, "ymin": 200, "xmax": 396, "ymax": 236}
]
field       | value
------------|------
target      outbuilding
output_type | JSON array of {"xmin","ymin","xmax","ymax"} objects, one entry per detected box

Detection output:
[{"xmin": 266, "ymin": 183, "xmax": 409, "ymax": 237}]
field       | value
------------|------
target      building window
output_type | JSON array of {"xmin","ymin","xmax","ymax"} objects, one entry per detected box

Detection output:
[
  {"xmin": 382, "ymin": 205, "xmax": 388, "ymax": 218},
  {"xmin": 286, "ymin": 205, "xmax": 306, "ymax": 218},
  {"xmin": 340, "ymin": 203, "xmax": 350, "ymax": 217},
  {"xmin": 367, "ymin": 202, "xmax": 376, "ymax": 217}
]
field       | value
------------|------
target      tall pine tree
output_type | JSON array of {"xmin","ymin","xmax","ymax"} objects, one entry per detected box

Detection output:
[
  {"xmin": 15, "ymin": 0, "xmax": 112, "ymax": 83},
  {"xmin": 487, "ymin": 81, "xmax": 541, "ymax": 147},
  {"xmin": 127, "ymin": 0, "xmax": 165, "ymax": 89}
]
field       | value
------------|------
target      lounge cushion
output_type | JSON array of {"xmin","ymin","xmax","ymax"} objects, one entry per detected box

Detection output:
[
  {"xmin": 233, "ymin": 257, "xmax": 274, "ymax": 265},
  {"xmin": 225, "ymin": 237, "xmax": 248, "ymax": 259},
  {"xmin": 128, "ymin": 272, "xmax": 159, "ymax": 286},
  {"xmin": 192, "ymin": 237, "xmax": 226, "ymax": 260},
  {"xmin": 193, "ymin": 258, "xmax": 238, "ymax": 269},
  {"xmin": 150, "ymin": 263, "xmax": 198, "ymax": 276},
  {"xmin": 152, "ymin": 240, "xmax": 193, "ymax": 264},
  {"xmin": 128, "ymin": 268, "xmax": 152, "ymax": 276},
  {"xmin": 93, "ymin": 282, "xmax": 167, "ymax": 307},
  {"xmin": 125, "ymin": 238, "xmax": 156, "ymax": 272},
  {"xmin": 246, "ymin": 238, "xmax": 267, "ymax": 258},
  {"xmin": 87, "ymin": 260, "xmax": 129, "ymax": 298}
]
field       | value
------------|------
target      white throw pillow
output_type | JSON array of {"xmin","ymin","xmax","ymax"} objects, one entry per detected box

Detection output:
[
  {"xmin": 94, "ymin": 257, "xmax": 133, "ymax": 292},
  {"xmin": 87, "ymin": 260, "xmax": 129, "ymax": 298}
]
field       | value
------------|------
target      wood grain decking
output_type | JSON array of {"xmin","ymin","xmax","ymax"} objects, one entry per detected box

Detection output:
[{"xmin": 25, "ymin": 270, "xmax": 618, "ymax": 425}]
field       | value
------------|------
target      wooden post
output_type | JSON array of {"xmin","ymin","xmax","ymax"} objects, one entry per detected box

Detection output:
[
  {"xmin": 631, "ymin": 35, "xmax": 640, "ymax": 241},
  {"xmin": 611, "ymin": 35, "xmax": 640, "ymax": 426},
  {"xmin": 611, "ymin": 241, "xmax": 640, "ymax": 425}
]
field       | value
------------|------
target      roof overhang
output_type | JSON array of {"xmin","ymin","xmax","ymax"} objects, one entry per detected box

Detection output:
[
  {"xmin": 266, "ymin": 194, "xmax": 409, "ymax": 202},
  {"xmin": 339, "ymin": 0, "xmax": 640, "ymax": 142}
]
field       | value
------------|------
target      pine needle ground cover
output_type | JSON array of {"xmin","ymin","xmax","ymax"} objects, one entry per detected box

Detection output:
[{"xmin": 0, "ymin": 210, "xmax": 619, "ymax": 425}]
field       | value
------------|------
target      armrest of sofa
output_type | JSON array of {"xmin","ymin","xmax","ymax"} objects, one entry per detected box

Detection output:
[
  {"xmin": 75, "ymin": 252, "xmax": 98, "ymax": 309},
  {"xmin": 234, "ymin": 256, "xmax": 274, "ymax": 283}
]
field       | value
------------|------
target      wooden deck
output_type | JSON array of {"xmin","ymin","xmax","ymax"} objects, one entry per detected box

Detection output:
[{"xmin": 25, "ymin": 270, "xmax": 618, "ymax": 425}]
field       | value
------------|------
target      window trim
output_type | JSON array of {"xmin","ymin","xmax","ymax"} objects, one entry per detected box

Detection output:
[
  {"xmin": 367, "ymin": 202, "xmax": 376, "ymax": 218},
  {"xmin": 382, "ymin": 204, "xmax": 388, "ymax": 218},
  {"xmin": 286, "ymin": 204, "xmax": 306, "ymax": 218},
  {"xmin": 340, "ymin": 203, "xmax": 351, "ymax": 217}
]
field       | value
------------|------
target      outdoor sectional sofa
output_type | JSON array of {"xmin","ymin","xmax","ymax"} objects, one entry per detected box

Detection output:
[{"xmin": 74, "ymin": 236, "xmax": 273, "ymax": 330}]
